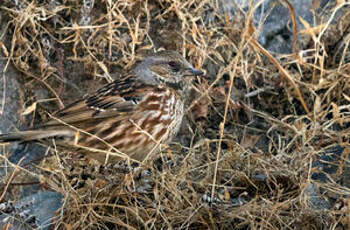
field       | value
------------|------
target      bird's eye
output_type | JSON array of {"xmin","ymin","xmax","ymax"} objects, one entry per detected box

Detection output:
[{"xmin": 168, "ymin": 61, "xmax": 180, "ymax": 72}]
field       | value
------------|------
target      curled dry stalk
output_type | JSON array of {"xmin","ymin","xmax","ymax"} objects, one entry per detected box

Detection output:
[{"xmin": 0, "ymin": 0, "xmax": 349, "ymax": 229}]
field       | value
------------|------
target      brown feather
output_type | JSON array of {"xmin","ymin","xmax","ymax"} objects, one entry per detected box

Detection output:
[{"xmin": 0, "ymin": 50, "xmax": 203, "ymax": 163}]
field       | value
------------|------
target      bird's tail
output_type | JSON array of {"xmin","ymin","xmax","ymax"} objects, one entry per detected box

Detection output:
[{"xmin": 0, "ymin": 129, "xmax": 74, "ymax": 143}]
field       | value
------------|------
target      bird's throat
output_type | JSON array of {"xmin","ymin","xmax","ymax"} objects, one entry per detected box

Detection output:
[
  {"xmin": 154, "ymin": 74, "xmax": 183, "ymax": 91},
  {"xmin": 165, "ymin": 80, "xmax": 183, "ymax": 91}
]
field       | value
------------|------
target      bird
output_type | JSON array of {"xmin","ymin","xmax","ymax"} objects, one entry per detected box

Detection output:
[{"xmin": 0, "ymin": 50, "xmax": 204, "ymax": 163}]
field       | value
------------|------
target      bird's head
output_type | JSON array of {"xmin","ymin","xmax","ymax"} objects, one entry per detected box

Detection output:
[{"xmin": 133, "ymin": 50, "xmax": 204, "ymax": 91}]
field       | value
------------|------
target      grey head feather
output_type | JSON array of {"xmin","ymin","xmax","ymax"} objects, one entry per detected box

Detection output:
[
  {"xmin": 131, "ymin": 50, "xmax": 195, "ymax": 89},
  {"xmin": 132, "ymin": 59, "xmax": 159, "ymax": 86}
]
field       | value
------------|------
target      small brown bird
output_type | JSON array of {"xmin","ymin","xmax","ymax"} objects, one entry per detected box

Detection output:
[{"xmin": 0, "ymin": 51, "xmax": 204, "ymax": 163}]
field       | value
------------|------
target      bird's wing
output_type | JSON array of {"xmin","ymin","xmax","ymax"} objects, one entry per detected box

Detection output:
[{"xmin": 40, "ymin": 75, "xmax": 150, "ymax": 127}]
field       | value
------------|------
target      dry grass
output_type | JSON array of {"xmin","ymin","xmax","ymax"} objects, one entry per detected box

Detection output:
[{"xmin": 0, "ymin": 0, "xmax": 350, "ymax": 229}]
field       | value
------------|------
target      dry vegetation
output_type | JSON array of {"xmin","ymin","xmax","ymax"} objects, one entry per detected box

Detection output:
[{"xmin": 0, "ymin": 0, "xmax": 350, "ymax": 229}]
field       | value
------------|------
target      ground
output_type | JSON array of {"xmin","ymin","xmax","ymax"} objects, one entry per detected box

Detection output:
[{"xmin": 0, "ymin": 0, "xmax": 349, "ymax": 229}]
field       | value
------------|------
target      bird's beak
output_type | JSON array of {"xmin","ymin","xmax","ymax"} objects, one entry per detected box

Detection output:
[{"xmin": 184, "ymin": 67, "xmax": 204, "ymax": 76}]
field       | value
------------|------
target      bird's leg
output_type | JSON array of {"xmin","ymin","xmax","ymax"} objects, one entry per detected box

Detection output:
[
  {"xmin": 124, "ymin": 167, "xmax": 153, "ymax": 194},
  {"xmin": 99, "ymin": 159, "xmax": 138, "ymax": 174}
]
